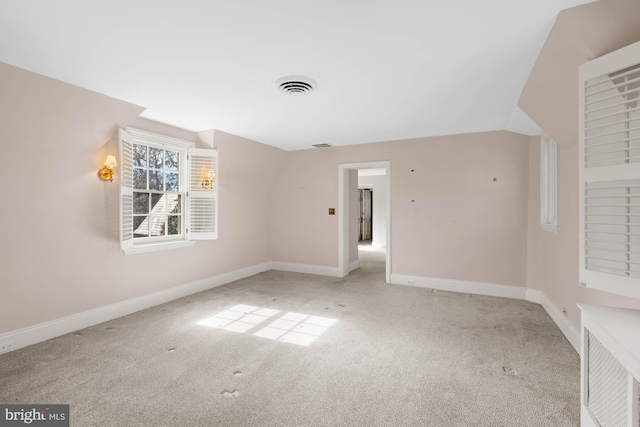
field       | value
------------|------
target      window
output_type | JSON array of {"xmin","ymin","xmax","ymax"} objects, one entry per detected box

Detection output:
[
  {"xmin": 132, "ymin": 144, "xmax": 183, "ymax": 240},
  {"xmin": 119, "ymin": 128, "xmax": 218, "ymax": 255},
  {"xmin": 579, "ymin": 40, "xmax": 640, "ymax": 299},
  {"xmin": 540, "ymin": 134, "xmax": 558, "ymax": 233}
]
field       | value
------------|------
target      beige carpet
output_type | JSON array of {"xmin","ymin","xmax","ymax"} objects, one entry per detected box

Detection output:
[{"xmin": 0, "ymin": 248, "xmax": 579, "ymax": 426}]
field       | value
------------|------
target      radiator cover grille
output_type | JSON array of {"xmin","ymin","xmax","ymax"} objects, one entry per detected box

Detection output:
[{"xmin": 587, "ymin": 331, "xmax": 628, "ymax": 426}]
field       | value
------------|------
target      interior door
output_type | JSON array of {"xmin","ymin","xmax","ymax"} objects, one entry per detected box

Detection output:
[{"xmin": 359, "ymin": 189, "xmax": 372, "ymax": 241}]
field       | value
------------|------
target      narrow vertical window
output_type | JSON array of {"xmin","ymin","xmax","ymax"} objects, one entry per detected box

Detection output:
[{"xmin": 540, "ymin": 134, "xmax": 558, "ymax": 233}]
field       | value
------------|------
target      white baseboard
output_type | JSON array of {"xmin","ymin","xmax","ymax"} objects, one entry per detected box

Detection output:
[
  {"xmin": 349, "ymin": 260, "xmax": 360, "ymax": 272},
  {"xmin": 536, "ymin": 292, "xmax": 580, "ymax": 353},
  {"xmin": 0, "ymin": 262, "xmax": 271, "ymax": 355},
  {"xmin": 390, "ymin": 273, "xmax": 527, "ymax": 300},
  {"xmin": 525, "ymin": 288, "xmax": 542, "ymax": 304},
  {"xmin": 0, "ymin": 262, "xmax": 582, "ymax": 357},
  {"xmin": 271, "ymin": 261, "xmax": 342, "ymax": 277},
  {"xmin": 390, "ymin": 273, "xmax": 580, "ymax": 354}
]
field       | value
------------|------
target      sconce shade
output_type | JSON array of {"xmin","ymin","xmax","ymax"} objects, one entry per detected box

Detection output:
[
  {"xmin": 99, "ymin": 155, "xmax": 118, "ymax": 182},
  {"xmin": 104, "ymin": 155, "xmax": 118, "ymax": 168}
]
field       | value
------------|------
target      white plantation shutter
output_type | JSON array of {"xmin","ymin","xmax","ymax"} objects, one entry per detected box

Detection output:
[
  {"xmin": 119, "ymin": 128, "xmax": 135, "ymax": 252},
  {"xmin": 117, "ymin": 127, "xmax": 216, "ymax": 253},
  {"xmin": 187, "ymin": 148, "xmax": 218, "ymax": 240},
  {"xmin": 579, "ymin": 40, "xmax": 640, "ymax": 299}
]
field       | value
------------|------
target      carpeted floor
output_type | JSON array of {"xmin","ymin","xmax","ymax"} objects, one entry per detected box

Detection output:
[{"xmin": 0, "ymin": 246, "xmax": 580, "ymax": 426}]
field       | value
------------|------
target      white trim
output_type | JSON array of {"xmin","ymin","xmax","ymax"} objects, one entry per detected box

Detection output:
[
  {"xmin": 120, "ymin": 127, "xmax": 214, "ymax": 254},
  {"xmin": 582, "ymin": 162, "xmax": 640, "ymax": 182},
  {"xmin": 0, "ymin": 263, "xmax": 271, "ymax": 354},
  {"xmin": 339, "ymin": 161, "xmax": 391, "ymax": 283},
  {"xmin": 539, "ymin": 223, "xmax": 559, "ymax": 234},
  {"xmin": 338, "ymin": 168, "xmax": 348, "ymax": 278},
  {"xmin": 579, "ymin": 40, "xmax": 640, "ymax": 82},
  {"xmin": 124, "ymin": 240, "xmax": 195, "ymax": 255},
  {"xmin": 540, "ymin": 134, "xmax": 558, "ymax": 233},
  {"xmin": 270, "ymin": 261, "xmax": 342, "ymax": 277},
  {"xmin": 187, "ymin": 148, "xmax": 219, "ymax": 241},
  {"xmin": 349, "ymin": 260, "xmax": 360, "ymax": 272},
  {"xmin": 539, "ymin": 292, "xmax": 580, "ymax": 353},
  {"xmin": 0, "ymin": 258, "xmax": 581, "ymax": 357},
  {"xmin": 390, "ymin": 273, "xmax": 580, "ymax": 354},
  {"xmin": 578, "ymin": 41, "xmax": 640, "ymax": 300},
  {"xmin": 579, "ymin": 304, "xmax": 640, "ymax": 426},
  {"xmin": 390, "ymin": 273, "xmax": 527, "ymax": 300},
  {"xmin": 581, "ymin": 406, "xmax": 599, "ymax": 427},
  {"xmin": 125, "ymin": 127, "xmax": 195, "ymax": 150},
  {"xmin": 525, "ymin": 288, "xmax": 543, "ymax": 304},
  {"xmin": 579, "ymin": 304, "xmax": 640, "ymax": 382}
]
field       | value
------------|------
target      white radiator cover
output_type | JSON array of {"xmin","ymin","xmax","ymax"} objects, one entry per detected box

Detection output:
[
  {"xmin": 580, "ymin": 304, "xmax": 640, "ymax": 427},
  {"xmin": 587, "ymin": 331, "xmax": 629, "ymax": 426}
]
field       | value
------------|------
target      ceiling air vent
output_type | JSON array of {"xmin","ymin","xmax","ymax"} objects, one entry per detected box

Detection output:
[
  {"xmin": 276, "ymin": 76, "xmax": 317, "ymax": 95},
  {"xmin": 312, "ymin": 144, "xmax": 332, "ymax": 148}
]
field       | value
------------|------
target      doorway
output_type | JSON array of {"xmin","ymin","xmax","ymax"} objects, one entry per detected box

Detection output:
[
  {"xmin": 359, "ymin": 189, "xmax": 372, "ymax": 242},
  {"xmin": 338, "ymin": 161, "xmax": 391, "ymax": 283}
]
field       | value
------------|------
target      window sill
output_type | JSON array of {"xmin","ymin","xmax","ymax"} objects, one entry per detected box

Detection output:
[
  {"xmin": 123, "ymin": 240, "xmax": 195, "ymax": 255},
  {"xmin": 540, "ymin": 223, "xmax": 559, "ymax": 234}
]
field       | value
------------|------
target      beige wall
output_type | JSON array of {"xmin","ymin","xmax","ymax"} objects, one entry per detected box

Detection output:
[
  {"xmin": 0, "ymin": 64, "xmax": 285, "ymax": 334},
  {"xmin": 521, "ymin": 0, "xmax": 640, "ymax": 331},
  {"xmin": 14, "ymin": 0, "xmax": 639, "ymax": 338},
  {"xmin": 526, "ymin": 137, "xmax": 640, "ymax": 330},
  {"xmin": 272, "ymin": 131, "xmax": 530, "ymax": 287}
]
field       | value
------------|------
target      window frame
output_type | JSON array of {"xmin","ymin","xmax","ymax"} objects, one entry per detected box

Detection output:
[
  {"xmin": 119, "ymin": 127, "xmax": 218, "ymax": 255},
  {"xmin": 130, "ymin": 140, "xmax": 186, "ymax": 244},
  {"xmin": 540, "ymin": 134, "xmax": 559, "ymax": 233}
]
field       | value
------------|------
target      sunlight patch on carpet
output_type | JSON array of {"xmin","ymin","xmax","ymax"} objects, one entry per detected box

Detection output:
[
  {"xmin": 197, "ymin": 305, "xmax": 337, "ymax": 346},
  {"xmin": 197, "ymin": 305, "xmax": 280, "ymax": 332},
  {"xmin": 254, "ymin": 313, "xmax": 337, "ymax": 346}
]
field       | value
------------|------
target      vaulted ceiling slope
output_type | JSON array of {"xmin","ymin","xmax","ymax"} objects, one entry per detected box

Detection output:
[
  {"xmin": 0, "ymin": 0, "xmax": 594, "ymax": 150},
  {"xmin": 519, "ymin": 0, "xmax": 640, "ymax": 145},
  {"xmin": 0, "ymin": 62, "xmax": 143, "ymax": 151}
]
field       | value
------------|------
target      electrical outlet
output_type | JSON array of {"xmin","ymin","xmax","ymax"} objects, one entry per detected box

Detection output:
[
  {"xmin": 408, "ymin": 280, "xmax": 415, "ymax": 286},
  {"xmin": 0, "ymin": 342, "xmax": 13, "ymax": 354}
]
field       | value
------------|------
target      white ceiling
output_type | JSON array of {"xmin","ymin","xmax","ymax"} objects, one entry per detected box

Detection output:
[{"xmin": 0, "ymin": 0, "xmax": 593, "ymax": 151}]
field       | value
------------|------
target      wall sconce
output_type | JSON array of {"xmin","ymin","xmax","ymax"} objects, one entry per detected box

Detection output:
[
  {"xmin": 98, "ymin": 155, "xmax": 118, "ymax": 182},
  {"xmin": 202, "ymin": 170, "xmax": 215, "ymax": 190}
]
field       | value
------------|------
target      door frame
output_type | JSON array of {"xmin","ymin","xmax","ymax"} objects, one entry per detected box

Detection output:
[{"xmin": 338, "ymin": 161, "xmax": 391, "ymax": 283}]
